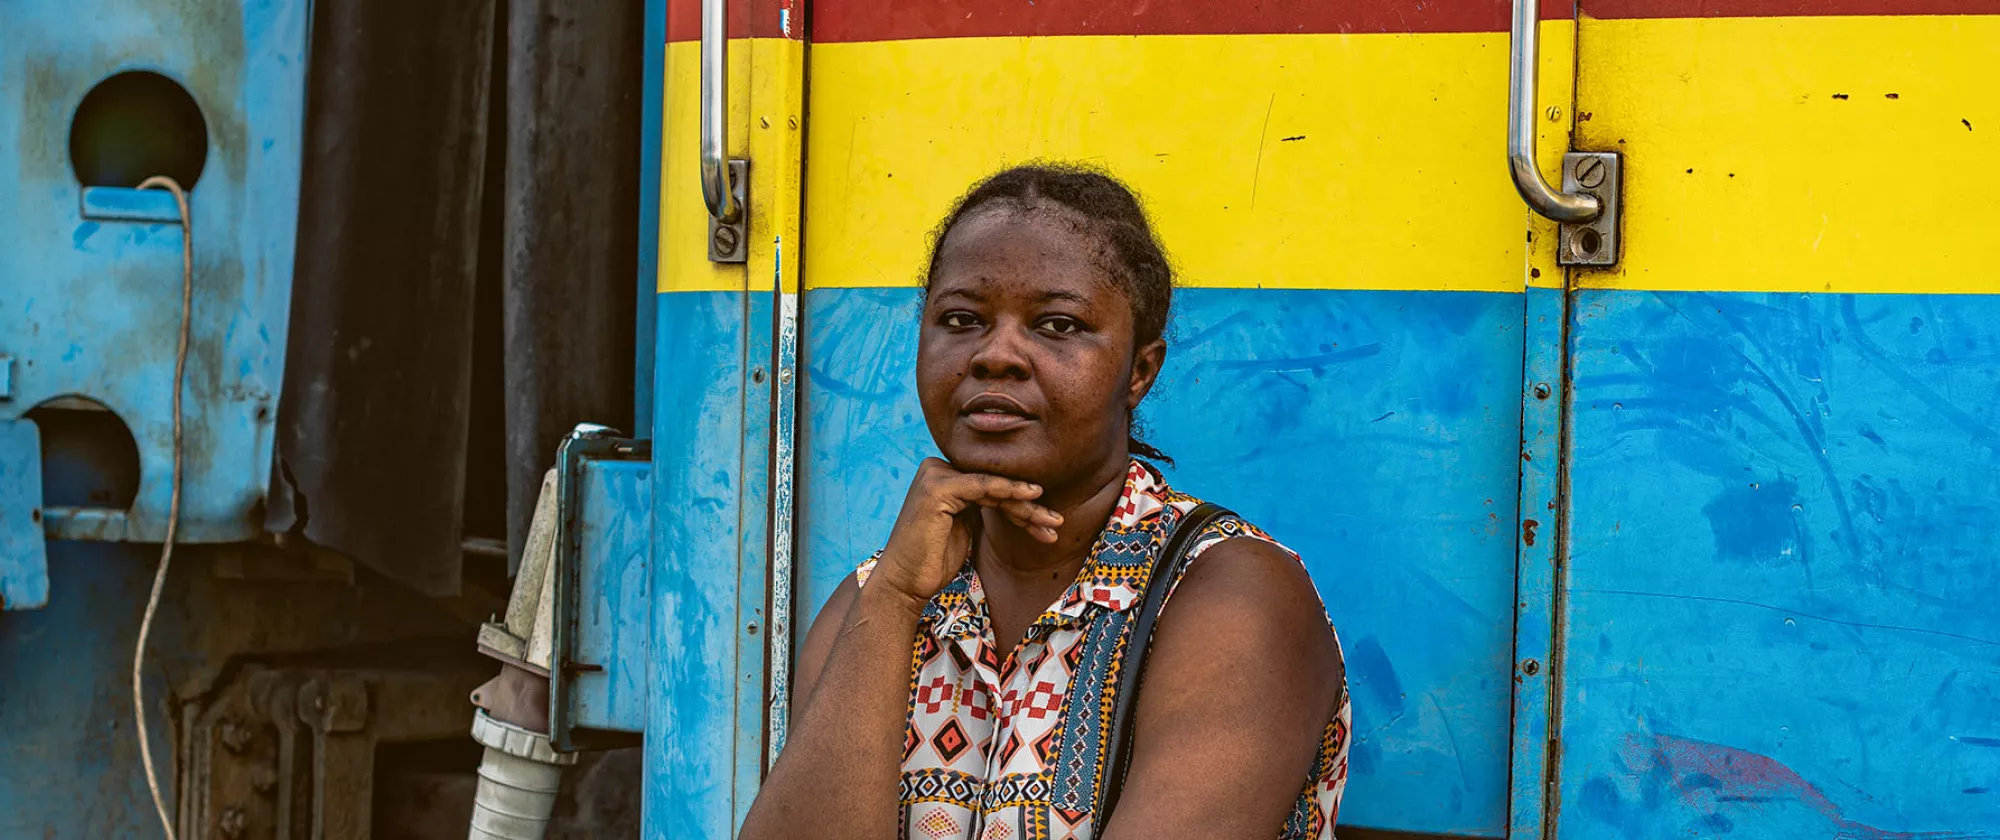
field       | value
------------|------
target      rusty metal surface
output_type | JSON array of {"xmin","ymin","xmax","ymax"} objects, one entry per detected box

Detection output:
[{"xmin": 182, "ymin": 664, "xmax": 497, "ymax": 840}]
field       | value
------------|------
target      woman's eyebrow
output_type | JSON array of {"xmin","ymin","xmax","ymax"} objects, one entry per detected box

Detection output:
[
  {"xmin": 931, "ymin": 287, "xmax": 985, "ymax": 304},
  {"xmin": 1035, "ymin": 289, "xmax": 1089, "ymax": 305}
]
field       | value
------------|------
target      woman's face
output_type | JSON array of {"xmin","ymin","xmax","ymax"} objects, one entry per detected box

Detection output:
[{"xmin": 918, "ymin": 205, "xmax": 1164, "ymax": 490}]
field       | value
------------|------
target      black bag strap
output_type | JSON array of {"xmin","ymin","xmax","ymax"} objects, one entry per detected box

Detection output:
[{"xmin": 1094, "ymin": 502, "xmax": 1233, "ymax": 824}]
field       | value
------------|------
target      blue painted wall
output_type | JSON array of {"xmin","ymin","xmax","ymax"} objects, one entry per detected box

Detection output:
[
  {"xmin": 1556, "ymin": 291, "xmax": 2000, "ymax": 839},
  {"xmin": 797, "ymin": 286, "xmax": 1526, "ymax": 837}
]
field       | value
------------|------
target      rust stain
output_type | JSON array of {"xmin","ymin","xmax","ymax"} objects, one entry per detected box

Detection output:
[{"xmin": 1522, "ymin": 518, "xmax": 1540, "ymax": 547}]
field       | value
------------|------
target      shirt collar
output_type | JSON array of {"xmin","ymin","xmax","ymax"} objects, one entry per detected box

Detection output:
[{"xmin": 923, "ymin": 460, "xmax": 1180, "ymax": 641}]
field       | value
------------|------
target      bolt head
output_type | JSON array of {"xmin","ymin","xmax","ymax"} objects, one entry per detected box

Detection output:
[
  {"xmin": 220, "ymin": 807, "xmax": 247, "ymax": 837},
  {"xmin": 712, "ymin": 225, "xmax": 741, "ymax": 256}
]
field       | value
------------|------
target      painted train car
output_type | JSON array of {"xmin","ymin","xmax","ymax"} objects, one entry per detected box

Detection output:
[
  {"xmin": 646, "ymin": 0, "xmax": 2000, "ymax": 837},
  {"xmin": 0, "ymin": 0, "xmax": 1995, "ymax": 837}
]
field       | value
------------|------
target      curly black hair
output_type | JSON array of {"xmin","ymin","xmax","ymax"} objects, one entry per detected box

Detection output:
[{"xmin": 922, "ymin": 163, "xmax": 1175, "ymax": 465}]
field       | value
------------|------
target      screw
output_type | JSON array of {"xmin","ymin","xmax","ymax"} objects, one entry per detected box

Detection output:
[
  {"xmin": 220, "ymin": 807, "xmax": 247, "ymax": 838},
  {"xmin": 1546, "ymin": 105, "xmax": 1562, "ymax": 122},
  {"xmin": 712, "ymin": 225, "xmax": 740, "ymax": 256},
  {"xmin": 1533, "ymin": 383, "xmax": 1551, "ymax": 401},
  {"xmin": 1575, "ymin": 157, "xmax": 1607, "ymax": 188},
  {"xmin": 219, "ymin": 720, "xmax": 250, "ymax": 754},
  {"xmin": 1521, "ymin": 659, "xmax": 1541, "ymax": 676}
]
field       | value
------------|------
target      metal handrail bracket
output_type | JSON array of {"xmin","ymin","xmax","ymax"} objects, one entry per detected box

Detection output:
[
  {"xmin": 701, "ymin": 0, "xmax": 749, "ymax": 262},
  {"xmin": 1508, "ymin": 0, "xmax": 1600, "ymax": 224}
]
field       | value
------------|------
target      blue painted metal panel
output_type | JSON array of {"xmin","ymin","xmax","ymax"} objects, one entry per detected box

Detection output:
[
  {"xmin": 571, "ymin": 457, "xmax": 654, "ymax": 734},
  {"xmin": 1509, "ymin": 285, "xmax": 1568, "ymax": 840},
  {"xmin": 797, "ymin": 286, "xmax": 1525, "ymax": 837},
  {"xmin": 1555, "ymin": 291, "xmax": 2000, "ymax": 839},
  {"xmin": 646, "ymin": 289, "xmax": 755, "ymax": 839},
  {"xmin": 79, "ymin": 185, "xmax": 186, "ymax": 224},
  {"xmin": 0, "ymin": 420, "xmax": 48, "ymax": 609},
  {"xmin": 0, "ymin": 0, "xmax": 309, "ymax": 544},
  {"xmin": 733, "ymin": 288, "xmax": 777, "ymax": 828}
]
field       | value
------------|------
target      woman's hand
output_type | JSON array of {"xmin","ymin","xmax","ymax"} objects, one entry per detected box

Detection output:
[{"xmin": 867, "ymin": 458, "xmax": 1065, "ymax": 609}]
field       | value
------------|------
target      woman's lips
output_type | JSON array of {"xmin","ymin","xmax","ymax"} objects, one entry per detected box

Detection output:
[
  {"xmin": 960, "ymin": 392, "xmax": 1035, "ymax": 433},
  {"xmin": 963, "ymin": 411, "xmax": 1033, "ymax": 433}
]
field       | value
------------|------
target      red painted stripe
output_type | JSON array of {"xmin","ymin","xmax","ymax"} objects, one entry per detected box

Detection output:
[
  {"xmin": 667, "ymin": 0, "xmax": 798, "ymax": 41},
  {"xmin": 663, "ymin": 0, "xmax": 1999, "ymax": 45},
  {"xmin": 1584, "ymin": 0, "xmax": 2000, "ymax": 17},
  {"xmin": 809, "ymin": 0, "xmax": 1575, "ymax": 42}
]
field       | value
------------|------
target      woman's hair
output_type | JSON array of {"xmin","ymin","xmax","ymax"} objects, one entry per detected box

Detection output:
[{"xmin": 922, "ymin": 163, "xmax": 1175, "ymax": 464}]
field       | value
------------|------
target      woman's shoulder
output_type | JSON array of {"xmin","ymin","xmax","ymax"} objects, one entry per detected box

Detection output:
[
  {"xmin": 1155, "ymin": 489, "xmax": 1328, "ymax": 624},
  {"xmin": 1155, "ymin": 485, "xmax": 1300, "ymax": 567}
]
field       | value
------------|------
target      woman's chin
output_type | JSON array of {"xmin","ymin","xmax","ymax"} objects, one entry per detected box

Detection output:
[{"xmin": 938, "ymin": 440, "xmax": 1048, "ymax": 482}]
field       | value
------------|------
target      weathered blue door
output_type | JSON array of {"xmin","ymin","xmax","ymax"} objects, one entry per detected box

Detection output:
[{"xmin": 1523, "ymin": 4, "xmax": 2000, "ymax": 837}]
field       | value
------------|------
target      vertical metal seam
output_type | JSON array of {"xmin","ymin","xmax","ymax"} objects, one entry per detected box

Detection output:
[{"xmin": 1540, "ymin": 9, "xmax": 1590, "ymax": 833}]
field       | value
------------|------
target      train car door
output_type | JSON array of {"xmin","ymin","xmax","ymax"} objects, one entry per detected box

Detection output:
[
  {"xmin": 793, "ymin": 2, "xmax": 1579, "ymax": 836},
  {"xmin": 1523, "ymin": 3, "xmax": 2000, "ymax": 837}
]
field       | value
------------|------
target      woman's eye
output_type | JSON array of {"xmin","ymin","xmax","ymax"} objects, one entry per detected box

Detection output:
[
  {"xmin": 1040, "ymin": 316, "xmax": 1083, "ymax": 335},
  {"xmin": 941, "ymin": 311, "xmax": 979, "ymax": 329}
]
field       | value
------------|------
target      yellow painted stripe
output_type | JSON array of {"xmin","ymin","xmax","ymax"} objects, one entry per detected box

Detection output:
[
  {"xmin": 800, "ymin": 27, "xmax": 1576, "ymax": 293},
  {"xmin": 1575, "ymin": 14, "xmax": 2000, "ymax": 294},
  {"xmin": 660, "ymin": 38, "xmax": 804, "ymax": 293}
]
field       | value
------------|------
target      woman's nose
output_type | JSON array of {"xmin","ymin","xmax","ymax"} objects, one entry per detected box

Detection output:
[{"xmin": 967, "ymin": 324, "xmax": 1031, "ymax": 380}]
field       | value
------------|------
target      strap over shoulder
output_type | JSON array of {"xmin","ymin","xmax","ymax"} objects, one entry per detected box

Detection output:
[{"xmin": 1094, "ymin": 501, "xmax": 1234, "ymax": 825}]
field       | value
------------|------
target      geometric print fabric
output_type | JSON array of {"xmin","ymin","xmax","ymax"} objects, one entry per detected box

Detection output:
[{"xmin": 857, "ymin": 459, "xmax": 1351, "ymax": 839}]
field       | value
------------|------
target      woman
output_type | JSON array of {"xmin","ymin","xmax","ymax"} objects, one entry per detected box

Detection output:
[{"xmin": 742, "ymin": 165, "xmax": 1349, "ymax": 840}]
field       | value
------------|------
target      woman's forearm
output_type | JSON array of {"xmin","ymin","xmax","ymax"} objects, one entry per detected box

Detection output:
[{"xmin": 739, "ymin": 586, "xmax": 926, "ymax": 840}]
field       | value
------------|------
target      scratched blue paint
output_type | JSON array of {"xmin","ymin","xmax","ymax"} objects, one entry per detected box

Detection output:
[
  {"xmin": 1555, "ymin": 291, "xmax": 2000, "ymax": 839},
  {"xmin": 0, "ymin": 0, "xmax": 309, "ymax": 547},
  {"xmin": 570, "ymin": 458, "xmax": 653, "ymax": 734},
  {"xmin": 645, "ymin": 290, "xmax": 755, "ymax": 839},
  {"xmin": 733, "ymin": 288, "xmax": 778, "ymax": 830},
  {"xmin": 796, "ymin": 286, "xmax": 1525, "ymax": 838},
  {"xmin": 0, "ymin": 421, "xmax": 48, "ymax": 608}
]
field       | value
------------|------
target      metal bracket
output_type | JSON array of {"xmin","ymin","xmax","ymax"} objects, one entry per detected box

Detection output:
[
  {"xmin": 549, "ymin": 424, "xmax": 651, "ymax": 751},
  {"xmin": 0, "ymin": 419, "xmax": 47, "ymax": 610},
  {"xmin": 707, "ymin": 159, "xmax": 750, "ymax": 263},
  {"xmin": 1558, "ymin": 152, "xmax": 1622, "ymax": 267}
]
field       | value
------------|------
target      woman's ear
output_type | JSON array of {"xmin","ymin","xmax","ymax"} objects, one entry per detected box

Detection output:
[{"xmin": 1127, "ymin": 339, "xmax": 1167, "ymax": 409}]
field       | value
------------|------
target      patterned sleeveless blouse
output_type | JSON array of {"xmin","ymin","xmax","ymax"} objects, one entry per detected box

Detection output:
[{"xmin": 853, "ymin": 460, "xmax": 1350, "ymax": 840}]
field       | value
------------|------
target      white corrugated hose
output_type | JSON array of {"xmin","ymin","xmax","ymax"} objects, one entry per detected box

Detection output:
[{"xmin": 467, "ymin": 708, "xmax": 577, "ymax": 839}]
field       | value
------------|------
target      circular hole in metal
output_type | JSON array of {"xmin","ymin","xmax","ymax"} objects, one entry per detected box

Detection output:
[
  {"xmin": 1573, "ymin": 228, "xmax": 1603, "ymax": 261},
  {"xmin": 69, "ymin": 70, "xmax": 209, "ymax": 189}
]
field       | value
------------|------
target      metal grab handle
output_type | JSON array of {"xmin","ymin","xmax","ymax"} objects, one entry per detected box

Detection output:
[
  {"xmin": 1508, "ymin": 0, "xmax": 1600, "ymax": 223},
  {"xmin": 700, "ymin": 0, "xmax": 741, "ymax": 223}
]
